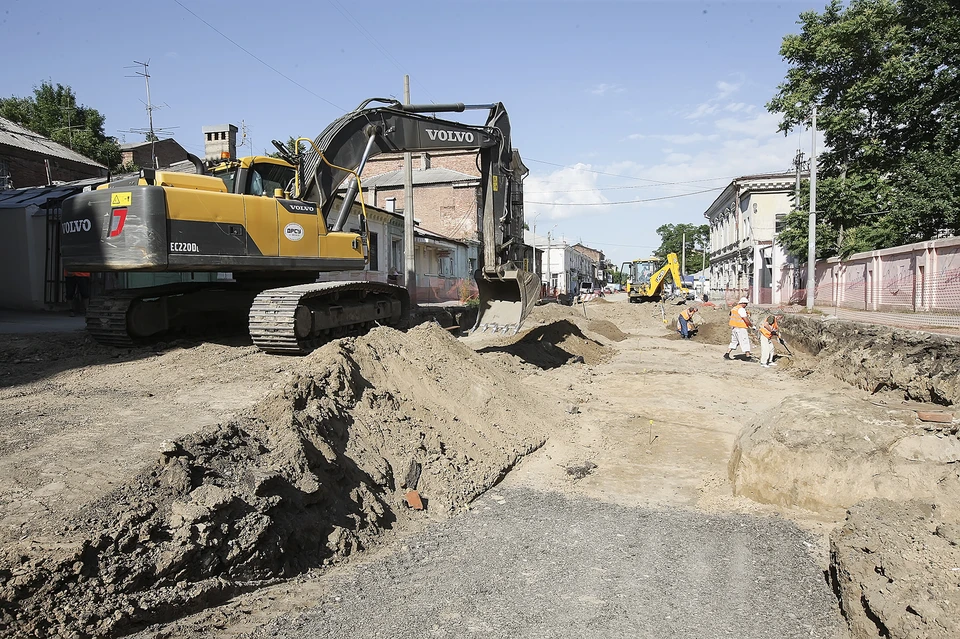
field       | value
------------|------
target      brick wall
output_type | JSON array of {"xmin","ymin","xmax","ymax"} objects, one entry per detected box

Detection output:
[
  {"xmin": 370, "ymin": 183, "xmax": 480, "ymax": 239},
  {"xmin": 121, "ymin": 139, "xmax": 188, "ymax": 169},
  {"xmin": 0, "ymin": 145, "xmax": 106, "ymax": 188},
  {"xmin": 364, "ymin": 150, "xmax": 480, "ymax": 177}
]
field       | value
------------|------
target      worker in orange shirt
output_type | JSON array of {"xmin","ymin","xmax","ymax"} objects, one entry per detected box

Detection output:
[
  {"xmin": 64, "ymin": 270, "xmax": 91, "ymax": 317},
  {"xmin": 723, "ymin": 297, "xmax": 753, "ymax": 361}
]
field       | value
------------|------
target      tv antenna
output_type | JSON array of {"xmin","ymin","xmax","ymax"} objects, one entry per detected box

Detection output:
[{"xmin": 125, "ymin": 59, "xmax": 160, "ymax": 167}]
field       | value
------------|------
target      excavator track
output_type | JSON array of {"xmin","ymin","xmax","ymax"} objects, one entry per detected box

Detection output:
[
  {"xmin": 249, "ymin": 281, "xmax": 409, "ymax": 354},
  {"xmin": 84, "ymin": 282, "xmax": 255, "ymax": 348},
  {"xmin": 85, "ymin": 289, "xmax": 143, "ymax": 347}
]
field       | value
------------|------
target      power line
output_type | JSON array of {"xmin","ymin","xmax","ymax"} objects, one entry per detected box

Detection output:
[
  {"xmin": 527, "ymin": 186, "xmax": 723, "ymax": 206},
  {"xmin": 172, "ymin": 0, "xmax": 344, "ymax": 112},
  {"xmin": 525, "ymin": 178, "xmax": 733, "ymax": 195},
  {"xmin": 526, "ymin": 157, "xmax": 734, "ymax": 187}
]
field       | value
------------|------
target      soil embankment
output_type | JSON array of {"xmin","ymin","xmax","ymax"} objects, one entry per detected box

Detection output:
[
  {"xmin": 0, "ymin": 325, "xmax": 554, "ymax": 638},
  {"xmin": 782, "ymin": 314, "xmax": 960, "ymax": 405}
]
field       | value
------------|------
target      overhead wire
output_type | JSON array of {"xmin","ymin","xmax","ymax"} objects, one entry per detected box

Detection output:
[
  {"xmin": 526, "ymin": 186, "xmax": 724, "ymax": 206},
  {"xmin": 526, "ymin": 157, "xmax": 734, "ymax": 187},
  {"xmin": 171, "ymin": 0, "xmax": 345, "ymax": 112}
]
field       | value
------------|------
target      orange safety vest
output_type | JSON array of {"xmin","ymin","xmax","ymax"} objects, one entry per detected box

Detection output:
[
  {"xmin": 729, "ymin": 307, "xmax": 748, "ymax": 328},
  {"xmin": 680, "ymin": 309, "xmax": 693, "ymax": 321},
  {"xmin": 759, "ymin": 324, "xmax": 773, "ymax": 338},
  {"xmin": 772, "ymin": 317, "xmax": 780, "ymax": 332}
]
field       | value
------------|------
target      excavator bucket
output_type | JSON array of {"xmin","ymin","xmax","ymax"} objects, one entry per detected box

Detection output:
[{"xmin": 472, "ymin": 267, "xmax": 542, "ymax": 334}]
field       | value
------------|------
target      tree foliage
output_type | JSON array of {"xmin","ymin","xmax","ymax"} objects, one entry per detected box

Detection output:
[
  {"xmin": 0, "ymin": 81, "xmax": 122, "ymax": 170},
  {"xmin": 768, "ymin": 0, "xmax": 960, "ymax": 258},
  {"xmin": 654, "ymin": 223, "xmax": 710, "ymax": 273}
]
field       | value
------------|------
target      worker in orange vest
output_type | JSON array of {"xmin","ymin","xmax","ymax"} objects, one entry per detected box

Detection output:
[
  {"xmin": 723, "ymin": 297, "xmax": 753, "ymax": 361},
  {"xmin": 758, "ymin": 314, "xmax": 780, "ymax": 367},
  {"xmin": 64, "ymin": 269, "xmax": 91, "ymax": 317},
  {"xmin": 677, "ymin": 306, "xmax": 697, "ymax": 339}
]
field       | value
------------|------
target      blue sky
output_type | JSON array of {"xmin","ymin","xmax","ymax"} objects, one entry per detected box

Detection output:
[{"xmin": 3, "ymin": 0, "xmax": 822, "ymax": 268}]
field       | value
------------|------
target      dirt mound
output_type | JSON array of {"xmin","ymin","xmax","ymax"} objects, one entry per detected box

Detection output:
[
  {"xmin": 783, "ymin": 315, "xmax": 960, "ymax": 406},
  {"xmin": 831, "ymin": 499, "xmax": 960, "ymax": 639},
  {"xmin": 0, "ymin": 325, "xmax": 551, "ymax": 638},
  {"xmin": 586, "ymin": 319, "xmax": 630, "ymax": 342},
  {"xmin": 729, "ymin": 395, "xmax": 960, "ymax": 515},
  {"xmin": 477, "ymin": 320, "xmax": 613, "ymax": 369}
]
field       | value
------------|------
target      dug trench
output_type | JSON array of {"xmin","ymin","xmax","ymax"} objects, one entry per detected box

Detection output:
[
  {"xmin": 0, "ymin": 324, "xmax": 557, "ymax": 638},
  {"xmin": 650, "ymin": 302, "xmax": 960, "ymax": 638}
]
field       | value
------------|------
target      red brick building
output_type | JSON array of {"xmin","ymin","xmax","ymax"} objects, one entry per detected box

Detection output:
[
  {"xmin": 358, "ymin": 150, "xmax": 483, "ymax": 241},
  {"xmin": 0, "ymin": 116, "xmax": 107, "ymax": 189}
]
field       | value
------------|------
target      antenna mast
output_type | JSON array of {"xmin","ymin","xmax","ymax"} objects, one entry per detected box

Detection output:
[{"xmin": 130, "ymin": 60, "xmax": 157, "ymax": 168}]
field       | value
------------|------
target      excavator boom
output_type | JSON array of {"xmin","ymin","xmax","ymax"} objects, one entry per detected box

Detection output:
[{"xmin": 298, "ymin": 99, "xmax": 538, "ymax": 333}]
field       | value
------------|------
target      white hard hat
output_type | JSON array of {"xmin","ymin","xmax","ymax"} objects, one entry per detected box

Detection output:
[{"xmin": 738, "ymin": 297, "xmax": 749, "ymax": 304}]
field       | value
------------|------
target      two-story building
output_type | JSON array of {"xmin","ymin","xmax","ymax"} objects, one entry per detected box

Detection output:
[{"xmin": 704, "ymin": 171, "xmax": 802, "ymax": 305}]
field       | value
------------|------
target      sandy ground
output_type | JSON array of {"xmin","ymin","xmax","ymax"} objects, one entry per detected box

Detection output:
[{"xmin": 5, "ymin": 295, "xmax": 949, "ymax": 638}]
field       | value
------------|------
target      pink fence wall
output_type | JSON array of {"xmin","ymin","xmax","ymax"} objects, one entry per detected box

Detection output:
[{"xmin": 776, "ymin": 236, "xmax": 960, "ymax": 330}]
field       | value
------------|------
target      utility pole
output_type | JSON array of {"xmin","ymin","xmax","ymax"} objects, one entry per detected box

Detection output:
[
  {"xmin": 793, "ymin": 148, "xmax": 804, "ymax": 209},
  {"xmin": 681, "ymin": 232, "xmax": 686, "ymax": 274},
  {"xmin": 403, "ymin": 75, "xmax": 416, "ymax": 305},
  {"xmin": 806, "ymin": 105, "xmax": 818, "ymax": 310},
  {"xmin": 131, "ymin": 60, "xmax": 157, "ymax": 168},
  {"xmin": 546, "ymin": 231, "xmax": 552, "ymax": 296}
]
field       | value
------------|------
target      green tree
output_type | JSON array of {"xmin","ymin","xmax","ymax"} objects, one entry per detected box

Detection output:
[
  {"xmin": 0, "ymin": 81, "xmax": 122, "ymax": 169},
  {"xmin": 654, "ymin": 223, "xmax": 710, "ymax": 273},
  {"xmin": 768, "ymin": 0, "xmax": 960, "ymax": 258}
]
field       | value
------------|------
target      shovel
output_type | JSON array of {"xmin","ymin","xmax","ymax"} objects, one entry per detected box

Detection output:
[{"xmin": 777, "ymin": 336, "xmax": 794, "ymax": 356}]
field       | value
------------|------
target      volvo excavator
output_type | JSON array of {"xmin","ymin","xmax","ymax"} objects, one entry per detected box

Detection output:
[
  {"xmin": 620, "ymin": 253, "xmax": 688, "ymax": 303},
  {"xmin": 60, "ymin": 98, "xmax": 540, "ymax": 353}
]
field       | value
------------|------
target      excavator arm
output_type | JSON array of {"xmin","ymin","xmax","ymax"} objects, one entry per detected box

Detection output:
[{"xmin": 291, "ymin": 98, "xmax": 538, "ymax": 333}]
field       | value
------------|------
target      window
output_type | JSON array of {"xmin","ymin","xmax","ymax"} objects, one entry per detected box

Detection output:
[
  {"xmin": 248, "ymin": 162, "xmax": 295, "ymax": 196},
  {"xmin": 368, "ymin": 232, "xmax": 379, "ymax": 271},
  {"xmin": 391, "ymin": 238, "xmax": 402, "ymax": 269},
  {"xmin": 0, "ymin": 159, "xmax": 10, "ymax": 190}
]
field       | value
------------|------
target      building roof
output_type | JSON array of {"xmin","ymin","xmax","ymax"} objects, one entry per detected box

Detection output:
[
  {"xmin": 0, "ymin": 184, "xmax": 87, "ymax": 209},
  {"xmin": 0, "ymin": 116, "xmax": 106, "ymax": 168},
  {"xmin": 357, "ymin": 167, "xmax": 479, "ymax": 189}
]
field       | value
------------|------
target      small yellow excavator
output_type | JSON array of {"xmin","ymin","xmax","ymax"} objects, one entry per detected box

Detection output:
[
  {"xmin": 60, "ymin": 98, "xmax": 540, "ymax": 353},
  {"xmin": 620, "ymin": 253, "xmax": 688, "ymax": 303}
]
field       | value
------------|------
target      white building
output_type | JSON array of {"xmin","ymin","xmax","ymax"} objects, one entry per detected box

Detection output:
[
  {"xmin": 525, "ymin": 231, "xmax": 599, "ymax": 295},
  {"xmin": 704, "ymin": 172, "xmax": 802, "ymax": 305}
]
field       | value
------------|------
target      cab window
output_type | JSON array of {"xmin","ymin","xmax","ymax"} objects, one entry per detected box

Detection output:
[{"xmin": 248, "ymin": 163, "xmax": 295, "ymax": 197}]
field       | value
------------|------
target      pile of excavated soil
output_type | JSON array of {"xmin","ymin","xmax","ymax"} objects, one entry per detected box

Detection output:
[
  {"xmin": 476, "ymin": 319, "xmax": 613, "ymax": 369},
  {"xmin": 586, "ymin": 319, "xmax": 630, "ymax": 342},
  {"xmin": 783, "ymin": 315, "xmax": 960, "ymax": 405},
  {"xmin": 831, "ymin": 499, "xmax": 960, "ymax": 639},
  {"xmin": 0, "ymin": 325, "xmax": 553, "ymax": 638}
]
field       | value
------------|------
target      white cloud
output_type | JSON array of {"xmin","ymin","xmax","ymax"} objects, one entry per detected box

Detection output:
[
  {"xmin": 714, "ymin": 112, "xmax": 781, "ymax": 137},
  {"xmin": 590, "ymin": 83, "xmax": 625, "ymax": 96},
  {"xmin": 524, "ymin": 164, "xmax": 615, "ymax": 221},
  {"xmin": 716, "ymin": 80, "xmax": 741, "ymax": 98},
  {"xmin": 686, "ymin": 102, "xmax": 718, "ymax": 120}
]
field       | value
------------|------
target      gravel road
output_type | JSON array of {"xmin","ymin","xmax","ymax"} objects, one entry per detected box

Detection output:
[{"xmin": 248, "ymin": 487, "xmax": 844, "ymax": 639}]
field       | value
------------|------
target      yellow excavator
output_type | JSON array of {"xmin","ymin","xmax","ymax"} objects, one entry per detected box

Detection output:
[
  {"xmin": 60, "ymin": 98, "xmax": 540, "ymax": 353},
  {"xmin": 620, "ymin": 253, "xmax": 688, "ymax": 303}
]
